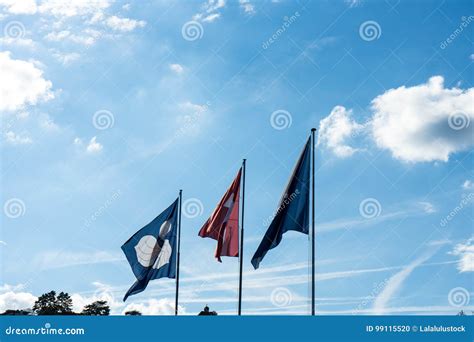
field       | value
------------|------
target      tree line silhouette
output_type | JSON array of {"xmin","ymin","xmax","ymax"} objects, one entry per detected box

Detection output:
[{"xmin": 1, "ymin": 290, "xmax": 141, "ymax": 316}]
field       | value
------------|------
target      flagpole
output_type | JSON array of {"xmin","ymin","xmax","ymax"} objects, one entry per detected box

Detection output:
[
  {"xmin": 238, "ymin": 159, "xmax": 246, "ymax": 316},
  {"xmin": 310, "ymin": 128, "xmax": 316, "ymax": 316},
  {"xmin": 175, "ymin": 189, "xmax": 183, "ymax": 316}
]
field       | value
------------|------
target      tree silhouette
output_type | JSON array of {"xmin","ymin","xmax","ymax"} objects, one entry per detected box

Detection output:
[
  {"xmin": 32, "ymin": 291, "xmax": 74, "ymax": 315},
  {"xmin": 81, "ymin": 300, "xmax": 110, "ymax": 316},
  {"xmin": 125, "ymin": 310, "xmax": 142, "ymax": 316}
]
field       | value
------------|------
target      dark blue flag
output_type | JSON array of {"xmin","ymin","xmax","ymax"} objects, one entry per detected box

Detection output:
[
  {"xmin": 251, "ymin": 138, "xmax": 311, "ymax": 269},
  {"xmin": 122, "ymin": 198, "xmax": 179, "ymax": 301}
]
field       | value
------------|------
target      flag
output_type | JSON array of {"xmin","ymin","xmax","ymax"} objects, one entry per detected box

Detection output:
[
  {"xmin": 198, "ymin": 168, "xmax": 241, "ymax": 262},
  {"xmin": 122, "ymin": 198, "xmax": 179, "ymax": 301},
  {"xmin": 251, "ymin": 138, "xmax": 311, "ymax": 269}
]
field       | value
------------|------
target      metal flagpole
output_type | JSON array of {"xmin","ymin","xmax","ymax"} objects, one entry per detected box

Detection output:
[
  {"xmin": 238, "ymin": 159, "xmax": 246, "ymax": 315},
  {"xmin": 310, "ymin": 128, "xmax": 316, "ymax": 316},
  {"xmin": 175, "ymin": 189, "xmax": 183, "ymax": 316}
]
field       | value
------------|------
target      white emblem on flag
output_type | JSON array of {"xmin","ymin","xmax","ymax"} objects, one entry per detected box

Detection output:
[{"xmin": 134, "ymin": 220, "xmax": 173, "ymax": 268}]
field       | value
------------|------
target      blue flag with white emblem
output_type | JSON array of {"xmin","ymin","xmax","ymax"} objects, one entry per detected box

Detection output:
[
  {"xmin": 251, "ymin": 137, "xmax": 311, "ymax": 269},
  {"xmin": 122, "ymin": 198, "xmax": 179, "ymax": 301}
]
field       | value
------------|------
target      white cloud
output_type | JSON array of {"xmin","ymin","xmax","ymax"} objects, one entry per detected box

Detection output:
[
  {"xmin": 317, "ymin": 105, "xmax": 364, "ymax": 157},
  {"xmin": 418, "ymin": 201, "xmax": 436, "ymax": 214},
  {"xmin": 0, "ymin": 284, "xmax": 24, "ymax": 293},
  {"xmin": 52, "ymin": 51, "xmax": 81, "ymax": 65},
  {"xmin": 370, "ymin": 76, "xmax": 474, "ymax": 162},
  {"xmin": 373, "ymin": 252, "xmax": 434, "ymax": 314},
  {"xmin": 74, "ymin": 136, "xmax": 103, "ymax": 154},
  {"xmin": 204, "ymin": 0, "xmax": 226, "ymax": 13},
  {"xmin": 0, "ymin": 291, "xmax": 36, "ymax": 312},
  {"xmin": 450, "ymin": 236, "xmax": 474, "ymax": 272},
  {"xmin": 105, "ymin": 15, "xmax": 146, "ymax": 32},
  {"xmin": 0, "ymin": 282, "xmax": 184, "ymax": 315},
  {"xmin": 462, "ymin": 180, "xmax": 474, "ymax": 190},
  {"xmin": 38, "ymin": 0, "xmax": 111, "ymax": 17},
  {"xmin": 86, "ymin": 136, "xmax": 103, "ymax": 153},
  {"xmin": 4, "ymin": 131, "xmax": 33, "ymax": 145},
  {"xmin": 321, "ymin": 77, "xmax": 474, "ymax": 163},
  {"xmin": 202, "ymin": 13, "xmax": 220, "ymax": 22},
  {"xmin": 239, "ymin": 0, "xmax": 255, "ymax": 14},
  {"xmin": 0, "ymin": 0, "xmax": 37, "ymax": 14},
  {"xmin": 38, "ymin": 114, "xmax": 59, "ymax": 131},
  {"xmin": 169, "ymin": 63, "xmax": 184, "ymax": 74},
  {"xmin": 193, "ymin": 0, "xmax": 225, "ymax": 23},
  {"xmin": 44, "ymin": 30, "xmax": 97, "ymax": 46},
  {"xmin": 122, "ymin": 298, "xmax": 185, "ymax": 315},
  {"xmin": 0, "ymin": 37, "xmax": 36, "ymax": 48},
  {"xmin": 0, "ymin": 51, "xmax": 54, "ymax": 112}
]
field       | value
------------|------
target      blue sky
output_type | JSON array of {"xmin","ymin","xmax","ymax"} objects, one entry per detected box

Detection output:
[{"xmin": 0, "ymin": 0, "xmax": 473, "ymax": 315}]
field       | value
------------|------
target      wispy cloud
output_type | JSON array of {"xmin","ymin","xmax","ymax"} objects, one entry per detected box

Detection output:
[
  {"xmin": 372, "ymin": 251, "xmax": 436, "ymax": 314},
  {"xmin": 450, "ymin": 236, "xmax": 474, "ymax": 272},
  {"xmin": 32, "ymin": 250, "xmax": 123, "ymax": 270},
  {"xmin": 193, "ymin": 0, "xmax": 226, "ymax": 23}
]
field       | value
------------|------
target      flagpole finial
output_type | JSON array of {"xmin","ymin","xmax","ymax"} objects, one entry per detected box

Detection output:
[{"xmin": 311, "ymin": 128, "xmax": 316, "ymax": 132}]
